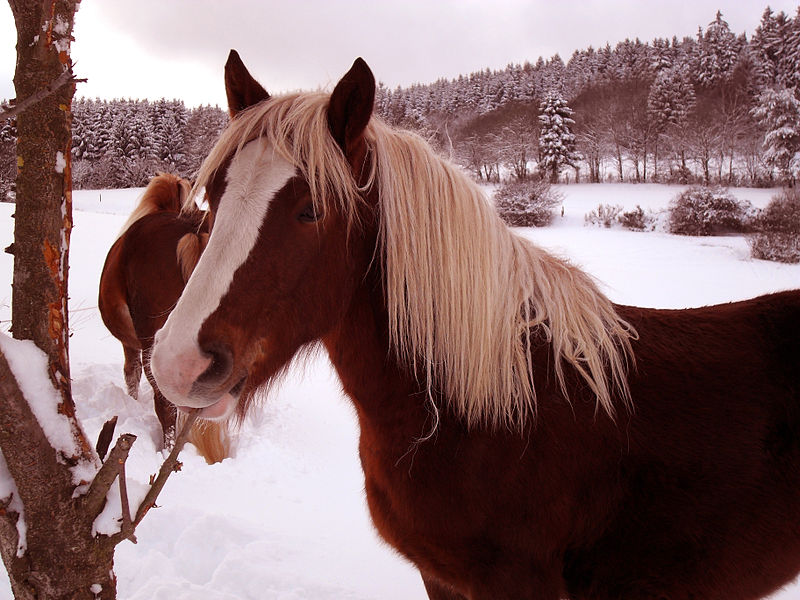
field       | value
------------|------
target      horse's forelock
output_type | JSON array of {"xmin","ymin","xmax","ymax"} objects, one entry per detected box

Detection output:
[{"xmin": 188, "ymin": 93, "xmax": 368, "ymax": 226}]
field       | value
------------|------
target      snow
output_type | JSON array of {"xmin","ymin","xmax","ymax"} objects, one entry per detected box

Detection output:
[
  {"xmin": 55, "ymin": 151, "xmax": 66, "ymax": 174},
  {"xmin": 0, "ymin": 183, "xmax": 798, "ymax": 599},
  {"xmin": 0, "ymin": 334, "xmax": 99, "ymax": 488}
]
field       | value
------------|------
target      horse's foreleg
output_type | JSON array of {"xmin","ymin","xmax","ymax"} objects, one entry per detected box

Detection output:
[
  {"xmin": 123, "ymin": 345, "xmax": 142, "ymax": 400},
  {"xmin": 421, "ymin": 573, "xmax": 468, "ymax": 600},
  {"xmin": 144, "ymin": 357, "xmax": 176, "ymax": 448}
]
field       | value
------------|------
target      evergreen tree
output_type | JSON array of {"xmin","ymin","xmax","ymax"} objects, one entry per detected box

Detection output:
[
  {"xmin": 647, "ymin": 66, "xmax": 696, "ymax": 180},
  {"xmin": 781, "ymin": 8, "xmax": 800, "ymax": 92},
  {"xmin": 752, "ymin": 7, "xmax": 782, "ymax": 86},
  {"xmin": 697, "ymin": 11, "xmax": 740, "ymax": 88},
  {"xmin": 151, "ymin": 98, "xmax": 188, "ymax": 165},
  {"xmin": 648, "ymin": 66, "xmax": 697, "ymax": 130},
  {"xmin": 181, "ymin": 104, "xmax": 228, "ymax": 173},
  {"xmin": 538, "ymin": 92, "xmax": 579, "ymax": 182},
  {"xmin": 752, "ymin": 86, "xmax": 800, "ymax": 185}
]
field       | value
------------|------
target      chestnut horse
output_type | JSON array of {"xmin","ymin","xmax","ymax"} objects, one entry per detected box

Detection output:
[
  {"xmin": 151, "ymin": 51, "xmax": 800, "ymax": 599},
  {"xmin": 99, "ymin": 173, "xmax": 229, "ymax": 463}
]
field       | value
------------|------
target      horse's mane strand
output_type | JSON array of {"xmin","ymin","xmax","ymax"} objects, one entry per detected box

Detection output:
[
  {"xmin": 119, "ymin": 172, "xmax": 193, "ymax": 238},
  {"xmin": 190, "ymin": 92, "xmax": 637, "ymax": 430}
]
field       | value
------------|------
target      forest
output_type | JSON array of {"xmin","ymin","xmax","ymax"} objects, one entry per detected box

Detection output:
[{"xmin": 1, "ymin": 5, "xmax": 799, "ymax": 195}]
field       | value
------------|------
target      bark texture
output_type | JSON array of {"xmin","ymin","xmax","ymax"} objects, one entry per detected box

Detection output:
[{"xmin": 1, "ymin": 2, "xmax": 117, "ymax": 598}]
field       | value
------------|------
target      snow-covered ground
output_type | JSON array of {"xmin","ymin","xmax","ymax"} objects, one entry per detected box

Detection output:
[{"xmin": 0, "ymin": 183, "xmax": 798, "ymax": 599}]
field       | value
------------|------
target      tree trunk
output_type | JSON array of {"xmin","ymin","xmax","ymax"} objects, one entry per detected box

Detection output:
[
  {"xmin": 1, "ymin": 8, "xmax": 200, "ymax": 597},
  {"xmin": 0, "ymin": 2, "xmax": 118, "ymax": 597},
  {"xmin": 10, "ymin": 0, "xmax": 80, "ymax": 413},
  {"xmin": 0, "ymin": 352, "xmax": 117, "ymax": 600}
]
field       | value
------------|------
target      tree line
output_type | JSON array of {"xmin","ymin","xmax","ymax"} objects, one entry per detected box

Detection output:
[
  {"xmin": 375, "ymin": 7, "xmax": 800, "ymax": 186},
  {"xmin": 1, "ymin": 98, "xmax": 227, "ymax": 195},
  {"xmin": 2, "ymin": 5, "xmax": 799, "ymax": 196}
]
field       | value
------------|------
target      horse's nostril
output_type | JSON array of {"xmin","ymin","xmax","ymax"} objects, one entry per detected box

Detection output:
[{"xmin": 197, "ymin": 342, "xmax": 234, "ymax": 385}]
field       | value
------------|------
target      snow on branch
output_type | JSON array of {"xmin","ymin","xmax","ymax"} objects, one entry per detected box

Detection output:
[{"xmin": 0, "ymin": 333, "xmax": 98, "ymax": 484}]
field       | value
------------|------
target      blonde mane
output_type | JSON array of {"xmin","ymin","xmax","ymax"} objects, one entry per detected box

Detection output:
[
  {"xmin": 191, "ymin": 93, "xmax": 637, "ymax": 430},
  {"xmin": 118, "ymin": 172, "xmax": 194, "ymax": 238}
]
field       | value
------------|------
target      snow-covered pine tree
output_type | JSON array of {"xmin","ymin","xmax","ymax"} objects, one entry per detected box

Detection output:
[
  {"xmin": 752, "ymin": 86, "xmax": 800, "ymax": 186},
  {"xmin": 752, "ymin": 7, "xmax": 784, "ymax": 87},
  {"xmin": 697, "ymin": 11, "xmax": 741, "ymax": 88},
  {"xmin": 181, "ymin": 104, "xmax": 228, "ymax": 174},
  {"xmin": 780, "ymin": 9, "xmax": 800, "ymax": 92},
  {"xmin": 648, "ymin": 67, "xmax": 696, "ymax": 130},
  {"xmin": 647, "ymin": 65, "xmax": 696, "ymax": 178},
  {"xmin": 151, "ymin": 98, "xmax": 188, "ymax": 167},
  {"xmin": 538, "ymin": 92, "xmax": 579, "ymax": 183}
]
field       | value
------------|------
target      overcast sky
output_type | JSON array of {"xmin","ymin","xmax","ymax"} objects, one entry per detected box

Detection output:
[{"xmin": 2, "ymin": 1, "xmax": 798, "ymax": 108}]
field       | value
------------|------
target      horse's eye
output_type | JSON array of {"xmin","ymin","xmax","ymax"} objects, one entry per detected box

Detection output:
[{"xmin": 298, "ymin": 203, "xmax": 322, "ymax": 223}]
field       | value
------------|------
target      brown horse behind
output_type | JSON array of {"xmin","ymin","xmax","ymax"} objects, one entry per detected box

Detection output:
[{"xmin": 98, "ymin": 173, "xmax": 229, "ymax": 463}]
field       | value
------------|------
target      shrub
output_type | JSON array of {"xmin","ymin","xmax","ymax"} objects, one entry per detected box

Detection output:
[
  {"xmin": 748, "ymin": 189, "xmax": 800, "ymax": 263},
  {"xmin": 748, "ymin": 233, "xmax": 800, "ymax": 263},
  {"xmin": 668, "ymin": 186, "xmax": 752, "ymax": 236},
  {"xmin": 618, "ymin": 205, "xmax": 657, "ymax": 231},
  {"xmin": 494, "ymin": 178, "xmax": 562, "ymax": 227},
  {"xmin": 585, "ymin": 204, "xmax": 622, "ymax": 228}
]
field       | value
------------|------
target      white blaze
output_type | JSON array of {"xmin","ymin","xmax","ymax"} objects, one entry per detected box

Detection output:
[{"xmin": 151, "ymin": 138, "xmax": 295, "ymax": 406}]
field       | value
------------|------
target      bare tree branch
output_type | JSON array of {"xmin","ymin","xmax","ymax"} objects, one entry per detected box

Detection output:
[
  {"xmin": 0, "ymin": 68, "xmax": 86, "ymax": 122},
  {"xmin": 134, "ymin": 409, "xmax": 200, "ymax": 526},
  {"xmin": 117, "ymin": 460, "xmax": 136, "ymax": 544},
  {"xmin": 82, "ymin": 433, "xmax": 135, "ymax": 519},
  {"xmin": 104, "ymin": 409, "xmax": 201, "ymax": 547}
]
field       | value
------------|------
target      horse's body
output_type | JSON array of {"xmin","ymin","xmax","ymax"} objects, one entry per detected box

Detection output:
[
  {"xmin": 338, "ymin": 291, "xmax": 800, "ymax": 600},
  {"xmin": 99, "ymin": 173, "xmax": 229, "ymax": 462},
  {"xmin": 150, "ymin": 53, "xmax": 800, "ymax": 598}
]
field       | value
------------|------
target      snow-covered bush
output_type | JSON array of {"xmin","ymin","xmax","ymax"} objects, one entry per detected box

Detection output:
[
  {"xmin": 668, "ymin": 186, "xmax": 752, "ymax": 236},
  {"xmin": 748, "ymin": 189, "xmax": 800, "ymax": 263},
  {"xmin": 494, "ymin": 179, "xmax": 562, "ymax": 227},
  {"xmin": 585, "ymin": 204, "xmax": 623, "ymax": 228},
  {"xmin": 618, "ymin": 205, "xmax": 657, "ymax": 231}
]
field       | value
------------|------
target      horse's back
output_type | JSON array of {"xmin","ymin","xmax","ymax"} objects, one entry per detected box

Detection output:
[
  {"xmin": 123, "ymin": 212, "xmax": 205, "ymax": 343},
  {"xmin": 564, "ymin": 290, "xmax": 800, "ymax": 600},
  {"xmin": 623, "ymin": 289, "xmax": 800, "ymax": 406},
  {"xmin": 100, "ymin": 211, "xmax": 205, "ymax": 347}
]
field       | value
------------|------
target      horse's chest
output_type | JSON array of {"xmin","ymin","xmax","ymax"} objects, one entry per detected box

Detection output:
[{"xmin": 356, "ymin": 430, "xmax": 553, "ymax": 580}]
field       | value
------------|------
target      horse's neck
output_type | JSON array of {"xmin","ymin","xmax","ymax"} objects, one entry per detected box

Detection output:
[{"xmin": 322, "ymin": 276, "xmax": 432, "ymax": 446}]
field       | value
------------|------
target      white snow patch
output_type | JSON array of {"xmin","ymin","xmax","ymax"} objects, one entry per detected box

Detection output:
[
  {"xmin": 91, "ymin": 468, "xmax": 149, "ymax": 538},
  {"xmin": 55, "ymin": 151, "xmax": 66, "ymax": 174},
  {"xmin": 0, "ymin": 334, "xmax": 99, "ymax": 487}
]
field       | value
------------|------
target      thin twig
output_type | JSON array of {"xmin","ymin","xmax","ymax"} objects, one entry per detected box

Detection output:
[
  {"xmin": 96, "ymin": 410, "xmax": 200, "ymax": 548},
  {"xmin": 0, "ymin": 68, "xmax": 87, "ymax": 122},
  {"xmin": 133, "ymin": 409, "xmax": 200, "ymax": 526}
]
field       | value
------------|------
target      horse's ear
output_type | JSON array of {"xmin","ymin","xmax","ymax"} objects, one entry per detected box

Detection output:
[
  {"xmin": 224, "ymin": 49, "xmax": 270, "ymax": 118},
  {"xmin": 327, "ymin": 58, "xmax": 375, "ymax": 170}
]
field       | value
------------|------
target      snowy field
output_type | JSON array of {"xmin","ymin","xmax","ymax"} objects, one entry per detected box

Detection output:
[{"xmin": 0, "ymin": 182, "xmax": 799, "ymax": 599}]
